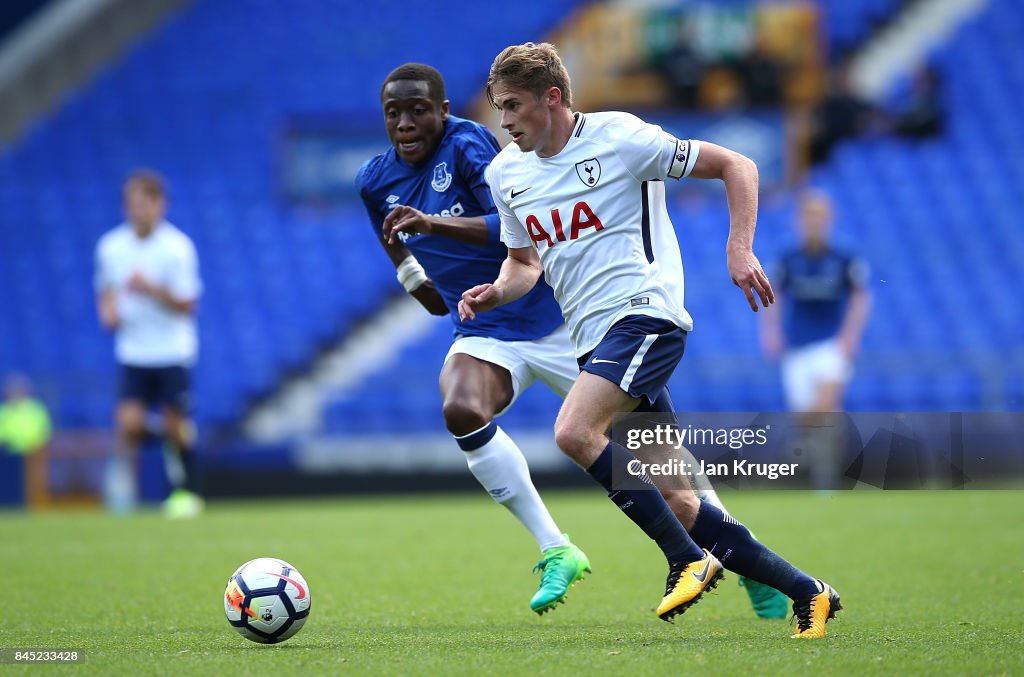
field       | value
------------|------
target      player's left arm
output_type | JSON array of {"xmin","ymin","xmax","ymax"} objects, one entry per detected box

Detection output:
[
  {"xmin": 837, "ymin": 258, "xmax": 873, "ymax": 358},
  {"xmin": 382, "ymin": 206, "xmax": 491, "ymax": 245},
  {"xmin": 688, "ymin": 142, "xmax": 774, "ymax": 312}
]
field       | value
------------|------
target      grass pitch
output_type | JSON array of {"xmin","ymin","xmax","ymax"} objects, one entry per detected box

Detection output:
[{"xmin": 3, "ymin": 490, "xmax": 1022, "ymax": 675}]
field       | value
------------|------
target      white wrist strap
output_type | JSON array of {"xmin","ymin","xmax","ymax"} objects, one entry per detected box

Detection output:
[{"xmin": 396, "ymin": 256, "xmax": 428, "ymax": 292}]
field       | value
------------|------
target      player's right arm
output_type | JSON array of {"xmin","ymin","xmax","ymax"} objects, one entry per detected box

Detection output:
[
  {"xmin": 355, "ymin": 165, "xmax": 447, "ymax": 316},
  {"xmin": 94, "ymin": 238, "xmax": 120, "ymax": 330},
  {"xmin": 377, "ymin": 235, "xmax": 448, "ymax": 316},
  {"xmin": 97, "ymin": 289, "xmax": 119, "ymax": 330},
  {"xmin": 458, "ymin": 245, "xmax": 541, "ymax": 322},
  {"xmin": 458, "ymin": 157, "xmax": 542, "ymax": 321},
  {"xmin": 760, "ymin": 288, "xmax": 785, "ymax": 360},
  {"xmin": 760, "ymin": 260, "xmax": 787, "ymax": 360}
]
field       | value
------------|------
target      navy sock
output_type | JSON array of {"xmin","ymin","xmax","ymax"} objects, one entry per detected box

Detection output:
[
  {"xmin": 689, "ymin": 500, "xmax": 818, "ymax": 600},
  {"xmin": 587, "ymin": 441, "xmax": 704, "ymax": 564}
]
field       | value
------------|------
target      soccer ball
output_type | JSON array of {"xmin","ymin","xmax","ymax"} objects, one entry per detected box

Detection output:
[{"xmin": 224, "ymin": 558, "xmax": 311, "ymax": 644}]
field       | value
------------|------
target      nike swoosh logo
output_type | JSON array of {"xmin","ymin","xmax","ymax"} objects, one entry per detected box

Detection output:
[
  {"xmin": 591, "ymin": 358, "xmax": 618, "ymax": 365},
  {"xmin": 510, "ymin": 187, "xmax": 532, "ymax": 199},
  {"xmin": 267, "ymin": 572, "xmax": 307, "ymax": 599},
  {"xmin": 692, "ymin": 558, "xmax": 712, "ymax": 583}
]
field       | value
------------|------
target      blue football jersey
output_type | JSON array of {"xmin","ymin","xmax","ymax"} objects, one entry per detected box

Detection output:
[
  {"xmin": 776, "ymin": 247, "xmax": 869, "ymax": 348},
  {"xmin": 356, "ymin": 115, "xmax": 564, "ymax": 341}
]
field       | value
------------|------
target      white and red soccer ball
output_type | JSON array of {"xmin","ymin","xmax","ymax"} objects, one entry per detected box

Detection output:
[{"xmin": 224, "ymin": 558, "xmax": 311, "ymax": 644}]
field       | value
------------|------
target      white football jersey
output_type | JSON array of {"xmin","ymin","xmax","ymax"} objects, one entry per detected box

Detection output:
[
  {"xmin": 487, "ymin": 111, "xmax": 700, "ymax": 357},
  {"xmin": 94, "ymin": 221, "xmax": 202, "ymax": 367}
]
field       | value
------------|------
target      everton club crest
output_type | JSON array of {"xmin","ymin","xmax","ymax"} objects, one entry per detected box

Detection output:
[
  {"xmin": 575, "ymin": 158, "xmax": 601, "ymax": 187},
  {"xmin": 431, "ymin": 161, "xmax": 452, "ymax": 192}
]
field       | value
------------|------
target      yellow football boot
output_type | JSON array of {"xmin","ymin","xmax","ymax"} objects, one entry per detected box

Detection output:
[
  {"xmin": 791, "ymin": 580, "xmax": 842, "ymax": 638},
  {"xmin": 656, "ymin": 549, "xmax": 723, "ymax": 621}
]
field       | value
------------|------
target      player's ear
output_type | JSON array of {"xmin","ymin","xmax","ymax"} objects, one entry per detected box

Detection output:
[
  {"xmin": 546, "ymin": 86, "xmax": 561, "ymax": 109},
  {"xmin": 440, "ymin": 99, "xmax": 450, "ymax": 120}
]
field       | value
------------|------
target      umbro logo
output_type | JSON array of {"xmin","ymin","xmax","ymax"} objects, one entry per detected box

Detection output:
[
  {"xmin": 692, "ymin": 558, "xmax": 712, "ymax": 583},
  {"xmin": 510, "ymin": 187, "xmax": 532, "ymax": 199}
]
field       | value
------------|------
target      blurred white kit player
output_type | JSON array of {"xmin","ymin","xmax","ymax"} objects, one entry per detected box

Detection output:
[
  {"xmin": 94, "ymin": 171, "xmax": 203, "ymax": 517},
  {"xmin": 96, "ymin": 222, "xmax": 201, "ymax": 368}
]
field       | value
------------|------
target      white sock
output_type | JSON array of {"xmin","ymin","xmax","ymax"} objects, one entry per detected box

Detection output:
[
  {"xmin": 457, "ymin": 423, "xmax": 568, "ymax": 552},
  {"xmin": 103, "ymin": 447, "xmax": 137, "ymax": 514}
]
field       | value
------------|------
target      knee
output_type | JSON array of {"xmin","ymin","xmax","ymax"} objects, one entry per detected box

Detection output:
[
  {"xmin": 164, "ymin": 412, "xmax": 193, "ymax": 448},
  {"xmin": 442, "ymin": 397, "xmax": 491, "ymax": 437},
  {"xmin": 553, "ymin": 418, "xmax": 598, "ymax": 464},
  {"xmin": 116, "ymin": 408, "xmax": 146, "ymax": 443}
]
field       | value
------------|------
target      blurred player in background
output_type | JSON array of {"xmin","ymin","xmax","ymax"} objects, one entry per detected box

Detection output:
[
  {"xmin": 461, "ymin": 42, "xmax": 840, "ymax": 636},
  {"xmin": 0, "ymin": 373, "xmax": 52, "ymax": 508},
  {"xmin": 0, "ymin": 373, "xmax": 52, "ymax": 457},
  {"xmin": 761, "ymin": 189, "xmax": 872, "ymax": 486},
  {"xmin": 361, "ymin": 63, "xmax": 789, "ymax": 619},
  {"xmin": 94, "ymin": 170, "xmax": 203, "ymax": 518}
]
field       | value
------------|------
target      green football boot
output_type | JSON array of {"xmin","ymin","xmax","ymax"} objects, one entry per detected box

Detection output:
[
  {"xmin": 738, "ymin": 576, "xmax": 789, "ymax": 619},
  {"xmin": 530, "ymin": 537, "xmax": 591, "ymax": 615},
  {"xmin": 163, "ymin": 488, "xmax": 204, "ymax": 519}
]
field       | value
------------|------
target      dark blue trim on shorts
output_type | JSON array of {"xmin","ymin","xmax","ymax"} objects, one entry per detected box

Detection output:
[{"xmin": 578, "ymin": 315, "xmax": 686, "ymax": 404}]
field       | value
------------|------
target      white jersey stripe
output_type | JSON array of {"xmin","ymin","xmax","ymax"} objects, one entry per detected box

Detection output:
[{"xmin": 619, "ymin": 334, "xmax": 658, "ymax": 391}]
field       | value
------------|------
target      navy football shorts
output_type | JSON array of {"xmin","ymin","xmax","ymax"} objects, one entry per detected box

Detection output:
[
  {"xmin": 578, "ymin": 315, "xmax": 687, "ymax": 405},
  {"xmin": 118, "ymin": 364, "xmax": 192, "ymax": 413}
]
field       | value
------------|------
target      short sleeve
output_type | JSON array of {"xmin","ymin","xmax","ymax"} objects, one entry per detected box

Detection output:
[
  {"xmin": 355, "ymin": 159, "xmax": 387, "ymax": 240},
  {"xmin": 609, "ymin": 113, "xmax": 701, "ymax": 182},
  {"xmin": 486, "ymin": 161, "xmax": 532, "ymax": 250},
  {"xmin": 846, "ymin": 256, "xmax": 870, "ymax": 289},
  {"xmin": 455, "ymin": 126, "xmax": 501, "ymax": 216},
  {"xmin": 168, "ymin": 237, "xmax": 202, "ymax": 301}
]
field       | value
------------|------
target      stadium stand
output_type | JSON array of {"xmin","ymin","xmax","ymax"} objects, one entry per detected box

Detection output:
[
  {"xmin": 0, "ymin": 0, "xmax": 1020, "ymax": 445},
  {"xmin": 818, "ymin": 0, "xmax": 903, "ymax": 57}
]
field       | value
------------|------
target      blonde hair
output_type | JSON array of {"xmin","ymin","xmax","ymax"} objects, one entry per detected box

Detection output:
[{"xmin": 486, "ymin": 42, "xmax": 573, "ymax": 109}]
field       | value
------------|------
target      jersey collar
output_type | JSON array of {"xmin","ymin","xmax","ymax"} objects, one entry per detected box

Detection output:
[{"xmin": 536, "ymin": 112, "xmax": 585, "ymax": 162}]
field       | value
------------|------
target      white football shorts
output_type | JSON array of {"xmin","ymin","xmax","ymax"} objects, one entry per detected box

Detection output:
[
  {"xmin": 780, "ymin": 338, "xmax": 853, "ymax": 411},
  {"xmin": 444, "ymin": 324, "xmax": 578, "ymax": 415}
]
